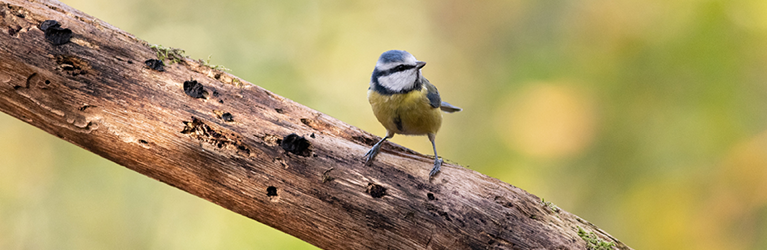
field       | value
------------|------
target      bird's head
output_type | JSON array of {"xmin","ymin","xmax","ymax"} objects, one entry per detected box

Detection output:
[{"xmin": 372, "ymin": 50, "xmax": 426, "ymax": 92}]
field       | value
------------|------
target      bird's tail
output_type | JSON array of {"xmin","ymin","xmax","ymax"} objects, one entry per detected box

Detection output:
[{"xmin": 440, "ymin": 101, "xmax": 462, "ymax": 113}]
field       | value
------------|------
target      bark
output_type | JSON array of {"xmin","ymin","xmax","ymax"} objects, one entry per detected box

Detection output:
[{"xmin": 0, "ymin": 0, "xmax": 632, "ymax": 249}]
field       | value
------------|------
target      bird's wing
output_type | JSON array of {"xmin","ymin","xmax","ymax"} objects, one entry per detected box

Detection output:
[
  {"xmin": 422, "ymin": 77, "xmax": 442, "ymax": 109},
  {"xmin": 422, "ymin": 77, "xmax": 462, "ymax": 112}
]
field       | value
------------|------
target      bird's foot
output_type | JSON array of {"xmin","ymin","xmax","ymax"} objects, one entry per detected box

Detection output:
[
  {"xmin": 429, "ymin": 158, "xmax": 443, "ymax": 177},
  {"xmin": 364, "ymin": 146, "xmax": 380, "ymax": 165}
]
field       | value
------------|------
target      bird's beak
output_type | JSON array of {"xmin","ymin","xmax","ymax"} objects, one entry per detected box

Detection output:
[{"xmin": 416, "ymin": 61, "xmax": 426, "ymax": 69}]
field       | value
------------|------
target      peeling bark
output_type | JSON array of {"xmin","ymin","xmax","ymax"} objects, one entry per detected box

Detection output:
[{"xmin": 0, "ymin": 0, "xmax": 632, "ymax": 249}]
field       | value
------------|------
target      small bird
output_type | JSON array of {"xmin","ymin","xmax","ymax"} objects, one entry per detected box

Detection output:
[{"xmin": 364, "ymin": 50, "xmax": 462, "ymax": 177}]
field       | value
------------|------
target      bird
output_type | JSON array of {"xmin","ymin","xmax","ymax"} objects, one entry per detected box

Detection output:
[{"xmin": 364, "ymin": 50, "xmax": 462, "ymax": 177}]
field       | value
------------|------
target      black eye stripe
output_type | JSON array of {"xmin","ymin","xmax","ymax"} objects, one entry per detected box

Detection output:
[{"xmin": 374, "ymin": 64, "xmax": 416, "ymax": 77}]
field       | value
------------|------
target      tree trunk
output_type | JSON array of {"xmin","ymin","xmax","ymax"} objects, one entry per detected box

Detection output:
[{"xmin": 0, "ymin": 0, "xmax": 631, "ymax": 249}]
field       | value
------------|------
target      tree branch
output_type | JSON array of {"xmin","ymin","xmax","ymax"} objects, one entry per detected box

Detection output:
[{"xmin": 0, "ymin": 0, "xmax": 631, "ymax": 249}]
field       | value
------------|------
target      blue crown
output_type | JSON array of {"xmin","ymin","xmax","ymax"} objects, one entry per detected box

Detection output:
[{"xmin": 378, "ymin": 50, "xmax": 408, "ymax": 63}]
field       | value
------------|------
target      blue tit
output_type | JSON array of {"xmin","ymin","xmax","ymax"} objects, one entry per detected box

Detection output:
[{"xmin": 364, "ymin": 50, "xmax": 462, "ymax": 177}]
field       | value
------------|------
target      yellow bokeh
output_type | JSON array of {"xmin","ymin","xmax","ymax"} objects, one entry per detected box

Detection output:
[
  {"xmin": 495, "ymin": 83, "xmax": 597, "ymax": 159},
  {"xmin": 692, "ymin": 130, "xmax": 767, "ymax": 250}
]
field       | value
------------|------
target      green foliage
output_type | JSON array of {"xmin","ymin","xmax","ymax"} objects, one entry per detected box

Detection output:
[
  {"xmin": 231, "ymin": 78, "xmax": 243, "ymax": 87},
  {"xmin": 541, "ymin": 198, "xmax": 560, "ymax": 213},
  {"xmin": 149, "ymin": 44, "xmax": 186, "ymax": 64},
  {"xmin": 199, "ymin": 55, "xmax": 231, "ymax": 72},
  {"xmin": 578, "ymin": 227, "xmax": 616, "ymax": 250},
  {"xmin": 150, "ymin": 44, "xmax": 230, "ymax": 72}
]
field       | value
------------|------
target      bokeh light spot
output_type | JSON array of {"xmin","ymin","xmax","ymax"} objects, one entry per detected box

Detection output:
[{"xmin": 495, "ymin": 83, "xmax": 598, "ymax": 159}]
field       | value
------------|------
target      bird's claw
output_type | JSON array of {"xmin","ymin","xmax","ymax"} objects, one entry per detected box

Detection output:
[
  {"xmin": 364, "ymin": 147, "xmax": 379, "ymax": 165},
  {"xmin": 429, "ymin": 158, "xmax": 443, "ymax": 177}
]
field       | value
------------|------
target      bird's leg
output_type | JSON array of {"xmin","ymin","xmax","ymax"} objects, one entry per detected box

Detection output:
[
  {"xmin": 428, "ymin": 133, "xmax": 443, "ymax": 177},
  {"xmin": 364, "ymin": 131, "xmax": 394, "ymax": 164}
]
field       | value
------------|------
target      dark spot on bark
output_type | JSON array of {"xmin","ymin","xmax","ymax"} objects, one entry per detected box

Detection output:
[
  {"xmin": 218, "ymin": 99, "xmax": 224, "ymax": 104},
  {"xmin": 367, "ymin": 183, "xmax": 387, "ymax": 198},
  {"xmin": 23, "ymin": 73, "xmax": 35, "ymax": 89},
  {"xmin": 128, "ymin": 60, "xmax": 134, "ymax": 64},
  {"xmin": 280, "ymin": 133, "xmax": 311, "ymax": 156},
  {"xmin": 322, "ymin": 168, "xmax": 334, "ymax": 183},
  {"xmin": 404, "ymin": 211, "xmax": 415, "ymax": 220},
  {"xmin": 78, "ymin": 105, "xmax": 96, "ymax": 111},
  {"xmin": 425, "ymin": 203, "xmax": 452, "ymax": 221},
  {"xmin": 8, "ymin": 25, "xmax": 21, "ymax": 36},
  {"xmin": 55, "ymin": 55, "xmax": 90, "ymax": 76},
  {"xmin": 221, "ymin": 112, "xmax": 233, "ymax": 122},
  {"xmin": 427, "ymin": 193, "xmax": 435, "ymax": 200},
  {"xmin": 44, "ymin": 80, "xmax": 50, "ymax": 85},
  {"xmin": 352, "ymin": 135, "xmax": 376, "ymax": 146},
  {"xmin": 266, "ymin": 186, "xmax": 277, "ymax": 197},
  {"xmin": 13, "ymin": 86, "xmax": 21, "ymax": 90},
  {"xmin": 181, "ymin": 117, "xmax": 252, "ymax": 156},
  {"xmin": 300, "ymin": 118, "xmax": 328, "ymax": 131},
  {"xmin": 274, "ymin": 108, "xmax": 284, "ymax": 114},
  {"xmin": 139, "ymin": 139, "xmax": 148, "ymax": 144},
  {"xmin": 144, "ymin": 59, "xmax": 164, "ymax": 71},
  {"xmin": 212, "ymin": 90, "xmax": 219, "ymax": 97},
  {"xmin": 40, "ymin": 20, "xmax": 72, "ymax": 45},
  {"xmin": 183, "ymin": 80, "xmax": 208, "ymax": 99},
  {"xmin": 310, "ymin": 133, "xmax": 315, "ymax": 138}
]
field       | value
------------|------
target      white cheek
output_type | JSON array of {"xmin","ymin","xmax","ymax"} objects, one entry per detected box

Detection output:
[{"xmin": 379, "ymin": 71, "xmax": 416, "ymax": 91}]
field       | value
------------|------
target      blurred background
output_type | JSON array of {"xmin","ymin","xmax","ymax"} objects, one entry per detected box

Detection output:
[{"xmin": 2, "ymin": 0, "xmax": 767, "ymax": 249}]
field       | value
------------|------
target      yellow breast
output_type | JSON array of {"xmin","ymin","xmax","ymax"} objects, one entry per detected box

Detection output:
[{"xmin": 368, "ymin": 86, "xmax": 442, "ymax": 135}]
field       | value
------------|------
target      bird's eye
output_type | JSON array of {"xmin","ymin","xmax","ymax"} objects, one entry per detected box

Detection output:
[{"xmin": 387, "ymin": 64, "xmax": 414, "ymax": 73}]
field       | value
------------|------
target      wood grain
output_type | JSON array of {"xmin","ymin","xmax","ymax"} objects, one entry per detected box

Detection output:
[{"xmin": 0, "ymin": 0, "xmax": 632, "ymax": 249}]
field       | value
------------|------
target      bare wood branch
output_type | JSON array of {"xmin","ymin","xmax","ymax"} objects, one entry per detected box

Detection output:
[{"xmin": 0, "ymin": 0, "xmax": 631, "ymax": 249}]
